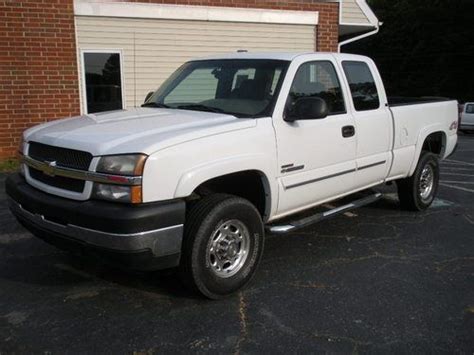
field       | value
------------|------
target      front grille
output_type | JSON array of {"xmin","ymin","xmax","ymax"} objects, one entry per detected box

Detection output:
[
  {"xmin": 29, "ymin": 142, "xmax": 93, "ymax": 170},
  {"xmin": 29, "ymin": 167, "xmax": 85, "ymax": 193},
  {"xmin": 27, "ymin": 142, "xmax": 92, "ymax": 193}
]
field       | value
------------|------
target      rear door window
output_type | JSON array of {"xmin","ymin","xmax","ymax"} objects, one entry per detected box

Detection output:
[{"xmin": 342, "ymin": 61, "xmax": 380, "ymax": 111}]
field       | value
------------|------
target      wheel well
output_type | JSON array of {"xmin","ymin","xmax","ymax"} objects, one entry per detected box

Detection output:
[
  {"xmin": 422, "ymin": 132, "xmax": 446, "ymax": 156},
  {"xmin": 191, "ymin": 170, "xmax": 270, "ymax": 219}
]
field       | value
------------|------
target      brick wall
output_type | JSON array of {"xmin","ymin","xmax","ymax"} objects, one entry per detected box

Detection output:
[
  {"xmin": 0, "ymin": 0, "xmax": 80, "ymax": 159},
  {"xmin": 0, "ymin": 0, "xmax": 339, "ymax": 159}
]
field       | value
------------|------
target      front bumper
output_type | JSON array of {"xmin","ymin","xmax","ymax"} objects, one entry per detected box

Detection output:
[{"xmin": 6, "ymin": 174, "xmax": 186, "ymax": 271}]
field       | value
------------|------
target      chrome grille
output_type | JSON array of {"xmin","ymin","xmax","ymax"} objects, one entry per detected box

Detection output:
[
  {"xmin": 29, "ymin": 167, "xmax": 85, "ymax": 192},
  {"xmin": 28, "ymin": 142, "xmax": 92, "ymax": 170},
  {"xmin": 27, "ymin": 142, "xmax": 92, "ymax": 193}
]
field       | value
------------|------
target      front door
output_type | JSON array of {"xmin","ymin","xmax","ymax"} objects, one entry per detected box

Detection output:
[{"xmin": 273, "ymin": 57, "xmax": 357, "ymax": 218}]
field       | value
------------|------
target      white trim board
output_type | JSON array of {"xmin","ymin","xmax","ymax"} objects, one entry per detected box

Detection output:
[{"xmin": 74, "ymin": 0, "xmax": 319, "ymax": 25}]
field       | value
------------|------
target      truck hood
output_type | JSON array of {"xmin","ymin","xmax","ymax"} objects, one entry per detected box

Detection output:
[{"xmin": 25, "ymin": 108, "xmax": 256, "ymax": 156}]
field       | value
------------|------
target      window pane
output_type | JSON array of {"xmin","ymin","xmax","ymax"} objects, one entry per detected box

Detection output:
[
  {"xmin": 232, "ymin": 68, "xmax": 256, "ymax": 90},
  {"xmin": 466, "ymin": 104, "xmax": 474, "ymax": 113},
  {"xmin": 165, "ymin": 68, "xmax": 218, "ymax": 104},
  {"xmin": 84, "ymin": 52, "xmax": 123, "ymax": 114},
  {"xmin": 150, "ymin": 59, "xmax": 289, "ymax": 117},
  {"xmin": 342, "ymin": 61, "xmax": 380, "ymax": 111},
  {"xmin": 288, "ymin": 61, "xmax": 346, "ymax": 115}
]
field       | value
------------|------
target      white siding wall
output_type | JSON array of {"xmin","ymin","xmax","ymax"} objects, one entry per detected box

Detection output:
[
  {"xmin": 76, "ymin": 16, "xmax": 316, "ymax": 111},
  {"xmin": 341, "ymin": 0, "xmax": 370, "ymax": 24}
]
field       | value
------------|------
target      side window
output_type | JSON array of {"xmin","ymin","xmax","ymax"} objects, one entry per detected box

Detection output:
[
  {"xmin": 164, "ymin": 68, "xmax": 218, "ymax": 104},
  {"xmin": 342, "ymin": 61, "xmax": 380, "ymax": 111},
  {"xmin": 466, "ymin": 104, "xmax": 474, "ymax": 114},
  {"xmin": 289, "ymin": 61, "xmax": 346, "ymax": 115}
]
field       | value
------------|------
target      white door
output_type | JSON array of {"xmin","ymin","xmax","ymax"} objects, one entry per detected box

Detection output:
[
  {"xmin": 340, "ymin": 60, "xmax": 392, "ymax": 189},
  {"xmin": 273, "ymin": 57, "xmax": 357, "ymax": 218}
]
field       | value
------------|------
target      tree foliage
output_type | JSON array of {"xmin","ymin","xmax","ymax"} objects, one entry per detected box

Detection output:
[{"xmin": 343, "ymin": 0, "xmax": 474, "ymax": 103}]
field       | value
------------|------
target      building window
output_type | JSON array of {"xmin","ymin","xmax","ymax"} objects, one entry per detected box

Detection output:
[{"xmin": 82, "ymin": 51, "xmax": 124, "ymax": 114}]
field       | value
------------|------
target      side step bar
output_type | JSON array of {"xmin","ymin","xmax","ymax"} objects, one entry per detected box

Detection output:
[{"xmin": 266, "ymin": 193, "xmax": 382, "ymax": 235}]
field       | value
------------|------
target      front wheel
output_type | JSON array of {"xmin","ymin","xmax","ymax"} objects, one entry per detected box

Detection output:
[
  {"xmin": 180, "ymin": 194, "xmax": 264, "ymax": 299},
  {"xmin": 397, "ymin": 151, "xmax": 440, "ymax": 211}
]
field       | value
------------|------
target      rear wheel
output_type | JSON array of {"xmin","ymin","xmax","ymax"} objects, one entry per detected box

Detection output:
[
  {"xmin": 180, "ymin": 194, "xmax": 264, "ymax": 299},
  {"xmin": 397, "ymin": 151, "xmax": 439, "ymax": 211}
]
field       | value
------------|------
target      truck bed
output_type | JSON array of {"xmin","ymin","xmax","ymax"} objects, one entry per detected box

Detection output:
[
  {"xmin": 388, "ymin": 96, "xmax": 451, "ymax": 107},
  {"xmin": 386, "ymin": 98, "xmax": 458, "ymax": 180}
]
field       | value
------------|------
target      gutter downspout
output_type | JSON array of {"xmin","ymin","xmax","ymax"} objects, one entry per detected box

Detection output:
[{"xmin": 338, "ymin": 22, "xmax": 382, "ymax": 52}]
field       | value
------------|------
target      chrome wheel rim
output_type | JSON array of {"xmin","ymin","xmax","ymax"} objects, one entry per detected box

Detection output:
[
  {"xmin": 206, "ymin": 219, "xmax": 250, "ymax": 278},
  {"xmin": 419, "ymin": 164, "xmax": 434, "ymax": 200}
]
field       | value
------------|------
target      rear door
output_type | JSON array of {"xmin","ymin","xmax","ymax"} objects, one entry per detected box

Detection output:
[
  {"xmin": 273, "ymin": 55, "xmax": 357, "ymax": 217},
  {"xmin": 339, "ymin": 59, "xmax": 392, "ymax": 189}
]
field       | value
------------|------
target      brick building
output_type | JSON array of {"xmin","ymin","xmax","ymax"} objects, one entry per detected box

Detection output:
[{"xmin": 0, "ymin": 0, "xmax": 379, "ymax": 159}]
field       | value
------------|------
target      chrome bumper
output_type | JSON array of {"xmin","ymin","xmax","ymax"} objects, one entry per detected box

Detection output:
[{"xmin": 8, "ymin": 198, "xmax": 183, "ymax": 258}]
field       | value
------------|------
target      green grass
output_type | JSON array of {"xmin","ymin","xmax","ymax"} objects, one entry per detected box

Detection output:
[{"xmin": 0, "ymin": 158, "xmax": 20, "ymax": 173}]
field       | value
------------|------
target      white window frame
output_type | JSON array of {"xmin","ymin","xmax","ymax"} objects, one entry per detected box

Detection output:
[{"xmin": 80, "ymin": 49, "xmax": 125, "ymax": 114}]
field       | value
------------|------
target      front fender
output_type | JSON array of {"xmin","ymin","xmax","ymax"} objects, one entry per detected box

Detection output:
[
  {"xmin": 141, "ymin": 118, "xmax": 278, "ymax": 217},
  {"xmin": 175, "ymin": 153, "xmax": 277, "ymax": 217}
]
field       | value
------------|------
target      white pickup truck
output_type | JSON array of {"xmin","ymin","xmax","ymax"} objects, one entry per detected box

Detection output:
[
  {"xmin": 460, "ymin": 102, "xmax": 474, "ymax": 132},
  {"xmin": 6, "ymin": 53, "xmax": 458, "ymax": 298}
]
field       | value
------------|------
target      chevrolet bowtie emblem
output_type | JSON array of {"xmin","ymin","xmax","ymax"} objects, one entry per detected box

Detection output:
[{"xmin": 43, "ymin": 161, "xmax": 57, "ymax": 177}]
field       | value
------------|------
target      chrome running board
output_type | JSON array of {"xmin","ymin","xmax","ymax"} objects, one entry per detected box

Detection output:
[{"xmin": 266, "ymin": 193, "xmax": 382, "ymax": 234}]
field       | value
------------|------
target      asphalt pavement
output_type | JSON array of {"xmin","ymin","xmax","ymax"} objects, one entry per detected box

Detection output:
[{"xmin": 0, "ymin": 135, "xmax": 473, "ymax": 354}]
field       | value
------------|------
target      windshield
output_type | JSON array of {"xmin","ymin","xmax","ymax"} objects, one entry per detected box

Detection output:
[{"xmin": 145, "ymin": 59, "xmax": 290, "ymax": 118}]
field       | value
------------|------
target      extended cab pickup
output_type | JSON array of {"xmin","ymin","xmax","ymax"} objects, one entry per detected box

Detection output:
[{"xmin": 6, "ymin": 53, "xmax": 458, "ymax": 298}]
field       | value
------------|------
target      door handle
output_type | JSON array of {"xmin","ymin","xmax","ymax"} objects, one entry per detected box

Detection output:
[{"xmin": 342, "ymin": 125, "xmax": 355, "ymax": 138}]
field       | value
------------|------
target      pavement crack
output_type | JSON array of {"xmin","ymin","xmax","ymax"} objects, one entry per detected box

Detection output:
[
  {"xmin": 320, "ymin": 252, "xmax": 417, "ymax": 267},
  {"xmin": 313, "ymin": 333, "xmax": 371, "ymax": 354},
  {"xmin": 259, "ymin": 308, "xmax": 297, "ymax": 336},
  {"xmin": 234, "ymin": 292, "xmax": 248, "ymax": 355},
  {"xmin": 289, "ymin": 281, "xmax": 328, "ymax": 289},
  {"xmin": 434, "ymin": 257, "xmax": 474, "ymax": 272}
]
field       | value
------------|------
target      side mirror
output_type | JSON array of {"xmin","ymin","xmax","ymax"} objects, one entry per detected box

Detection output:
[
  {"xmin": 144, "ymin": 91, "xmax": 154, "ymax": 103},
  {"xmin": 284, "ymin": 97, "xmax": 329, "ymax": 122}
]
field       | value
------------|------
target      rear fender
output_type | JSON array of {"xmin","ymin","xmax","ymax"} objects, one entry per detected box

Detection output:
[{"xmin": 408, "ymin": 125, "xmax": 446, "ymax": 176}]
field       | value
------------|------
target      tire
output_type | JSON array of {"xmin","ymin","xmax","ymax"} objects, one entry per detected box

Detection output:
[
  {"xmin": 397, "ymin": 151, "xmax": 439, "ymax": 211},
  {"xmin": 180, "ymin": 194, "xmax": 265, "ymax": 299}
]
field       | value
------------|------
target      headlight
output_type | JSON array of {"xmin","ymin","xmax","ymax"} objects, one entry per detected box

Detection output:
[
  {"xmin": 94, "ymin": 154, "xmax": 147, "ymax": 204},
  {"xmin": 96, "ymin": 154, "xmax": 147, "ymax": 176},
  {"xmin": 92, "ymin": 183, "xmax": 142, "ymax": 204}
]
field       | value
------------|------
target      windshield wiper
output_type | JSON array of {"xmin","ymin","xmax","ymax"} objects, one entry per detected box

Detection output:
[
  {"xmin": 141, "ymin": 102, "xmax": 170, "ymax": 108},
  {"xmin": 176, "ymin": 104, "xmax": 226, "ymax": 114}
]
